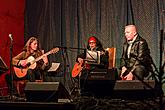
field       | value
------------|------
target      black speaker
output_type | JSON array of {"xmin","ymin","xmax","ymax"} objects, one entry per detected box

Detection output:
[
  {"xmin": 80, "ymin": 79, "xmax": 159, "ymax": 99},
  {"xmin": 24, "ymin": 82, "xmax": 70, "ymax": 102}
]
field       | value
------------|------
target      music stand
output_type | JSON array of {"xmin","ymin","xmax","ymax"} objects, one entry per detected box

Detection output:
[
  {"xmin": 0, "ymin": 56, "xmax": 8, "ymax": 75},
  {"xmin": 85, "ymin": 50, "xmax": 100, "ymax": 65},
  {"xmin": 78, "ymin": 50, "xmax": 101, "ymax": 95}
]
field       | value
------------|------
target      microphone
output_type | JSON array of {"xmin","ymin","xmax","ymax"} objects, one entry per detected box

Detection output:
[
  {"xmin": 9, "ymin": 34, "xmax": 13, "ymax": 41},
  {"xmin": 56, "ymin": 46, "xmax": 67, "ymax": 49}
]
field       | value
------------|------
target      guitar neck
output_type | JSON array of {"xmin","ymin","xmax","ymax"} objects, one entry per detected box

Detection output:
[
  {"xmin": 34, "ymin": 51, "xmax": 52, "ymax": 63},
  {"xmin": 29, "ymin": 48, "xmax": 59, "ymax": 65}
]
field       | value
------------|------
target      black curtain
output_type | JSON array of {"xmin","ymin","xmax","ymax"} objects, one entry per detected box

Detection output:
[{"xmin": 25, "ymin": 0, "xmax": 165, "ymax": 93}]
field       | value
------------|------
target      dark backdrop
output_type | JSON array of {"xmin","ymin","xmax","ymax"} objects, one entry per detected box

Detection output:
[{"xmin": 24, "ymin": 0, "xmax": 165, "ymax": 93}]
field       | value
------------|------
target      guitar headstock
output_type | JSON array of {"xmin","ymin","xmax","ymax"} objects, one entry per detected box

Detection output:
[{"xmin": 50, "ymin": 48, "xmax": 60, "ymax": 54}]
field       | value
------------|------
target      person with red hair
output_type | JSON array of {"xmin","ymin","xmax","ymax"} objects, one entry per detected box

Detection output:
[
  {"xmin": 77, "ymin": 36, "xmax": 108, "ymax": 65},
  {"xmin": 71, "ymin": 36, "xmax": 109, "ymax": 95},
  {"xmin": 74, "ymin": 36, "xmax": 109, "ymax": 76}
]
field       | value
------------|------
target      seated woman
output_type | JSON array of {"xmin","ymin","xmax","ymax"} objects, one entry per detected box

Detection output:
[
  {"xmin": 73, "ymin": 36, "xmax": 109, "ymax": 78},
  {"xmin": 12, "ymin": 37, "xmax": 50, "ymax": 82}
]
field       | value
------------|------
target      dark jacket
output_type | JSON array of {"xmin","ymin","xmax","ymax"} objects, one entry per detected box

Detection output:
[{"xmin": 120, "ymin": 35, "xmax": 153, "ymax": 73}]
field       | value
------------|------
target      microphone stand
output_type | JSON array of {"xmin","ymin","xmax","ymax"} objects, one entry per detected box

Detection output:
[
  {"xmin": 60, "ymin": 47, "xmax": 66, "ymax": 88},
  {"xmin": 61, "ymin": 47, "xmax": 67, "ymax": 89},
  {"xmin": 59, "ymin": 46, "xmax": 72, "ymax": 95},
  {"xmin": 9, "ymin": 34, "xmax": 14, "ymax": 101},
  {"xmin": 64, "ymin": 47, "xmax": 72, "ymax": 95},
  {"xmin": 57, "ymin": 46, "xmax": 86, "ymax": 96},
  {"xmin": 57, "ymin": 46, "xmax": 86, "ymax": 51},
  {"xmin": 159, "ymin": 10, "xmax": 165, "ymax": 110}
]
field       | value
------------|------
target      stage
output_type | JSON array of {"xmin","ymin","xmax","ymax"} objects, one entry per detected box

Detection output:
[
  {"xmin": 0, "ymin": 80, "xmax": 163, "ymax": 110},
  {"xmin": 0, "ymin": 95, "xmax": 162, "ymax": 110}
]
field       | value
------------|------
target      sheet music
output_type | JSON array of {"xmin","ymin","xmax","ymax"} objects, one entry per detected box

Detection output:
[
  {"xmin": 86, "ymin": 50, "xmax": 100, "ymax": 64},
  {"xmin": 48, "ymin": 63, "xmax": 60, "ymax": 72}
]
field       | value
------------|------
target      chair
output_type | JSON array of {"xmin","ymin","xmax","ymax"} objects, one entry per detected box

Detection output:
[
  {"xmin": 15, "ymin": 79, "xmax": 43, "ymax": 96},
  {"xmin": 105, "ymin": 47, "xmax": 116, "ymax": 69},
  {"xmin": 14, "ymin": 74, "xmax": 43, "ymax": 96},
  {"xmin": 14, "ymin": 80, "xmax": 28, "ymax": 96},
  {"xmin": 105, "ymin": 47, "xmax": 118, "ymax": 80}
]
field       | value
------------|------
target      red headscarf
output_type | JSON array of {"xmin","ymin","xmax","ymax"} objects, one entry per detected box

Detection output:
[{"xmin": 88, "ymin": 36, "xmax": 97, "ymax": 43}]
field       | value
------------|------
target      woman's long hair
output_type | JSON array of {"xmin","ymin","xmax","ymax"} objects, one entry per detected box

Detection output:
[{"xmin": 23, "ymin": 37, "xmax": 42, "ymax": 58}]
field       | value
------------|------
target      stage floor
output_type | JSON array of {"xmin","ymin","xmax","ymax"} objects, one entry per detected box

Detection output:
[
  {"xmin": 0, "ymin": 95, "xmax": 163, "ymax": 110},
  {"xmin": 0, "ymin": 80, "xmax": 163, "ymax": 109}
]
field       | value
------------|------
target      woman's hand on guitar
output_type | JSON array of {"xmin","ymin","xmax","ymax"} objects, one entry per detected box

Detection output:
[
  {"xmin": 42, "ymin": 55, "xmax": 48, "ymax": 64},
  {"xmin": 42, "ymin": 50, "xmax": 48, "ymax": 64},
  {"xmin": 78, "ymin": 58, "xmax": 83, "ymax": 64},
  {"xmin": 19, "ymin": 60, "xmax": 27, "ymax": 67}
]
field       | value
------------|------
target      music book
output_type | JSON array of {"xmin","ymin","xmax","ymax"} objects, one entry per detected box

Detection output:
[{"xmin": 85, "ymin": 50, "xmax": 100, "ymax": 65}]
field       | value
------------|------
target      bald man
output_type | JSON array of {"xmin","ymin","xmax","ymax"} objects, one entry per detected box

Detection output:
[{"xmin": 120, "ymin": 25, "xmax": 153, "ymax": 80}]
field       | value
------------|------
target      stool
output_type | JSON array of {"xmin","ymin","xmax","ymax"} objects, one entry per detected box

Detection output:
[
  {"xmin": 0, "ymin": 87, "xmax": 8, "ymax": 96},
  {"xmin": 15, "ymin": 80, "xmax": 28, "ymax": 96},
  {"xmin": 15, "ymin": 79, "xmax": 43, "ymax": 96}
]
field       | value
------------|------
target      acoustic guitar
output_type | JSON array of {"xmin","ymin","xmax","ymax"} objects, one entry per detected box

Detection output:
[
  {"xmin": 72, "ymin": 62, "xmax": 83, "ymax": 78},
  {"xmin": 14, "ymin": 47, "xmax": 59, "ymax": 78}
]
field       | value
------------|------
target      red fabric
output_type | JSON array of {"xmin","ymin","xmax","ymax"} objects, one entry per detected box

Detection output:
[
  {"xmin": 88, "ymin": 36, "xmax": 96, "ymax": 43},
  {"xmin": 0, "ymin": 0, "xmax": 25, "ymax": 96}
]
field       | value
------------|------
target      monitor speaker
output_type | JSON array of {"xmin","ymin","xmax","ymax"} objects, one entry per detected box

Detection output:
[
  {"xmin": 24, "ymin": 82, "xmax": 70, "ymax": 102},
  {"xmin": 80, "ymin": 79, "xmax": 159, "ymax": 99}
]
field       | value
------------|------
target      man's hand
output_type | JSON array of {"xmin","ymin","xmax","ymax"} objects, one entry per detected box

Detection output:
[
  {"xmin": 120, "ymin": 66, "xmax": 127, "ymax": 78},
  {"xmin": 123, "ymin": 72, "xmax": 133, "ymax": 80}
]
